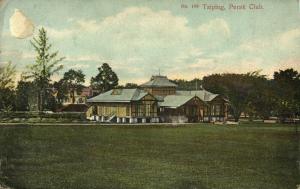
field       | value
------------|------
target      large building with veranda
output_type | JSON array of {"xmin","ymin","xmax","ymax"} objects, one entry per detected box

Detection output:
[{"xmin": 86, "ymin": 75, "xmax": 229, "ymax": 123}]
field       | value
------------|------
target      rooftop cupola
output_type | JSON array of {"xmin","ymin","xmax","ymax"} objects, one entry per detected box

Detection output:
[{"xmin": 140, "ymin": 75, "xmax": 177, "ymax": 96}]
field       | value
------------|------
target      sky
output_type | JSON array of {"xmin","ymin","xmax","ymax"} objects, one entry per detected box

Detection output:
[{"xmin": 0, "ymin": 0, "xmax": 300, "ymax": 85}]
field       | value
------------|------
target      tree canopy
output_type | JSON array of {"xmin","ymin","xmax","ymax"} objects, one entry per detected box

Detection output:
[
  {"xmin": 60, "ymin": 69, "xmax": 85, "ymax": 104},
  {"xmin": 90, "ymin": 63, "xmax": 119, "ymax": 93},
  {"xmin": 203, "ymin": 69, "xmax": 300, "ymax": 121},
  {"xmin": 273, "ymin": 69, "xmax": 300, "ymax": 120},
  {"xmin": 0, "ymin": 61, "xmax": 16, "ymax": 89},
  {"xmin": 0, "ymin": 62, "xmax": 16, "ymax": 112}
]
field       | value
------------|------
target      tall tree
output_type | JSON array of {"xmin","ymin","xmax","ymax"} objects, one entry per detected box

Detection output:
[
  {"xmin": 244, "ymin": 73, "xmax": 276, "ymax": 120},
  {"xmin": 90, "ymin": 63, "xmax": 118, "ymax": 93},
  {"xmin": 24, "ymin": 27, "xmax": 65, "ymax": 111},
  {"xmin": 61, "ymin": 69, "xmax": 85, "ymax": 104},
  {"xmin": 273, "ymin": 68, "xmax": 300, "ymax": 121},
  {"xmin": 53, "ymin": 80, "xmax": 68, "ymax": 106},
  {"xmin": 15, "ymin": 81, "xmax": 34, "ymax": 111},
  {"xmin": 203, "ymin": 72, "xmax": 263, "ymax": 121}
]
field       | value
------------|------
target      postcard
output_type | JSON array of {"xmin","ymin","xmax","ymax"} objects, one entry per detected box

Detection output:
[{"xmin": 0, "ymin": 0, "xmax": 299, "ymax": 189}]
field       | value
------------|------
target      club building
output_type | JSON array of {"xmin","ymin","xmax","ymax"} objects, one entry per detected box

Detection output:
[{"xmin": 86, "ymin": 75, "xmax": 228, "ymax": 123}]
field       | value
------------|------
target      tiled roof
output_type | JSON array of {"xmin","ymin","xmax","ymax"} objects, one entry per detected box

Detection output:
[
  {"xmin": 86, "ymin": 88, "xmax": 149, "ymax": 103},
  {"xmin": 176, "ymin": 90, "xmax": 219, "ymax": 101},
  {"xmin": 140, "ymin": 75, "xmax": 177, "ymax": 88},
  {"xmin": 160, "ymin": 95, "xmax": 198, "ymax": 108}
]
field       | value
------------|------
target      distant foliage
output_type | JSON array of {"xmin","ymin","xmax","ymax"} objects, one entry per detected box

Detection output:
[
  {"xmin": 171, "ymin": 78, "xmax": 202, "ymax": 90},
  {"xmin": 117, "ymin": 83, "xmax": 138, "ymax": 89}
]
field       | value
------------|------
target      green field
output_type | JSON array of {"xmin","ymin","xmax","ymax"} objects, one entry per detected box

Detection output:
[{"xmin": 0, "ymin": 123, "xmax": 299, "ymax": 189}]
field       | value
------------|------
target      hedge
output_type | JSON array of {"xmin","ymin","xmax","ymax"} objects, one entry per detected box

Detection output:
[{"xmin": 0, "ymin": 111, "xmax": 86, "ymax": 121}]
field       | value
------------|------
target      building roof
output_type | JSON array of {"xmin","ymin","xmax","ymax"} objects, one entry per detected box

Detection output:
[
  {"xmin": 160, "ymin": 95, "xmax": 200, "ymax": 108},
  {"xmin": 140, "ymin": 75, "xmax": 177, "ymax": 88},
  {"xmin": 176, "ymin": 90, "xmax": 219, "ymax": 101},
  {"xmin": 86, "ymin": 88, "xmax": 149, "ymax": 103}
]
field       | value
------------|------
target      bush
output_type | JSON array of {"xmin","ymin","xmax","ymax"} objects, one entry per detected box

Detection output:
[{"xmin": 0, "ymin": 111, "xmax": 87, "ymax": 122}]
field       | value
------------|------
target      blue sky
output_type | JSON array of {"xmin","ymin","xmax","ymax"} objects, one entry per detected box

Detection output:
[{"xmin": 0, "ymin": 0, "xmax": 300, "ymax": 85}]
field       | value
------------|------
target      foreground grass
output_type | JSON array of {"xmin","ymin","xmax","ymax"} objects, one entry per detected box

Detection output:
[{"xmin": 0, "ymin": 123, "xmax": 299, "ymax": 189}]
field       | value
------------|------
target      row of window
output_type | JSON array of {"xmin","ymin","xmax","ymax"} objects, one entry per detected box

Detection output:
[{"xmin": 132, "ymin": 102, "xmax": 157, "ymax": 117}]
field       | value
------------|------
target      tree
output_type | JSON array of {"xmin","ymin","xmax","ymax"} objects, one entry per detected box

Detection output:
[
  {"xmin": 24, "ymin": 27, "xmax": 65, "ymax": 111},
  {"xmin": 90, "ymin": 63, "xmax": 118, "ymax": 93},
  {"xmin": 203, "ymin": 72, "xmax": 263, "ymax": 122},
  {"xmin": 244, "ymin": 74, "xmax": 276, "ymax": 120},
  {"xmin": 61, "ymin": 69, "xmax": 85, "ymax": 104},
  {"xmin": 0, "ymin": 62, "xmax": 16, "ymax": 112},
  {"xmin": 15, "ymin": 81, "xmax": 35, "ymax": 111},
  {"xmin": 0, "ymin": 88, "xmax": 16, "ymax": 112},
  {"xmin": 273, "ymin": 68, "xmax": 300, "ymax": 121},
  {"xmin": 0, "ymin": 61, "xmax": 16, "ymax": 89},
  {"xmin": 53, "ymin": 80, "xmax": 68, "ymax": 106}
]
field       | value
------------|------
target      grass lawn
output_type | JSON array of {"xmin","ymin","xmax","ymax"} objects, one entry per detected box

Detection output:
[{"xmin": 0, "ymin": 123, "xmax": 299, "ymax": 189}]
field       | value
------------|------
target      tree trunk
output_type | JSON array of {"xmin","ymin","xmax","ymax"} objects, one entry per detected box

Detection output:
[
  {"xmin": 234, "ymin": 111, "xmax": 241, "ymax": 122},
  {"xmin": 72, "ymin": 90, "xmax": 75, "ymax": 104}
]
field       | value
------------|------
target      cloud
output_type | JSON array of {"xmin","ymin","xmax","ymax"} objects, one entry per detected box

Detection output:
[
  {"xmin": 278, "ymin": 27, "xmax": 300, "ymax": 48},
  {"xmin": 272, "ymin": 58, "xmax": 300, "ymax": 72},
  {"xmin": 9, "ymin": 9, "xmax": 34, "ymax": 39},
  {"xmin": 65, "ymin": 54, "xmax": 103, "ymax": 62},
  {"xmin": 55, "ymin": 7, "xmax": 231, "ymax": 80},
  {"xmin": 198, "ymin": 18, "xmax": 230, "ymax": 37},
  {"xmin": 45, "ymin": 27, "xmax": 74, "ymax": 39},
  {"xmin": 68, "ymin": 63, "xmax": 90, "ymax": 69},
  {"xmin": 76, "ymin": 19, "xmax": 100, "ymax": 32}
]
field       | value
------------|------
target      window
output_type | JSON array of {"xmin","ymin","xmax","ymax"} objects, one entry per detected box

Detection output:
[
  {"xmin": 126, "ymin": 105, "xmax": 130, "ymax": 116},
  {"xmin": 211, "ymin": 104, "xmax": 221, "ymax": 116},
  {"xmin": 215, "ymin": 105, "xmax": 221, "ymax": 116}
]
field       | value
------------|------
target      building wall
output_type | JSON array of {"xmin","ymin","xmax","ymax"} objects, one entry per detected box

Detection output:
[
  {"xmin": 143, "ymin": 87, "xmax": 176, "ymax": 96},
  {"xmin": 95, "ymin": 103, "xmax": 131, "ymax": 117},
  {"xmin": 204, "ymin": 96, "xmax": 228, "ymax": 122},
  {"xmin": 90, "ymin": 95, "xmax": 158, "ymax": 118},
  {"xmin": 161, "ymin": 97, "xmax": 206, "ymax": 122},
  {"xmin": 131, "ymin": 94, "xmax": 158, "ymax": 117}
]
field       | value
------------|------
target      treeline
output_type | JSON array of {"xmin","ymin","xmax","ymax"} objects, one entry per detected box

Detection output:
[
  {"xmin": 171, "ymin": 70, "xmax": 300, "ymax": 122},
  {"xmin": 203, "ymin": 70, "xmax": 300, "ymax": 122},
  {"xmin": 170, "ymin": 78, "xmax": 202, "ymax": 90}
]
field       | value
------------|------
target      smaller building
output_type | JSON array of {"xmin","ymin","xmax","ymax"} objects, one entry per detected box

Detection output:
[
  {"xmin": 159, "ymin": 95, "xmax": 204, "ymax": 123},
  {"xmin": 86, "ymin": 88, "xmax": 159, "ymax": 123},
  {"xmin": 63, "ymin": 87, "xmax": 99, "ymax": 105},
  {"xmin": 175, "ymin": 90, "xmax": 228, "ymax": 122}
]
